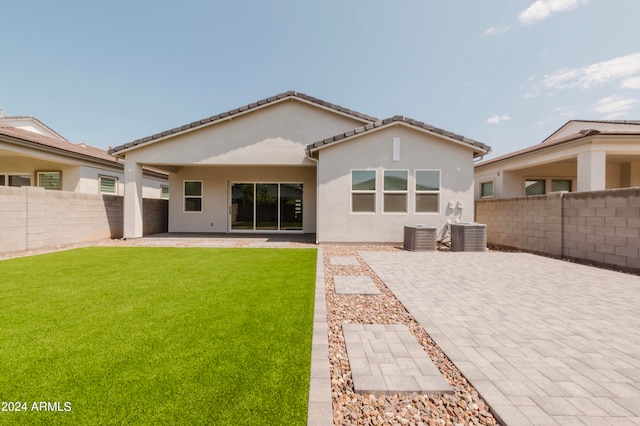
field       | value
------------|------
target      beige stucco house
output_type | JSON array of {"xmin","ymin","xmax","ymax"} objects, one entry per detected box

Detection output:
[
  {"xmin": 0, "ymin": 116, "xmax": 167, "ymax": 197},
  {"xmin": 109, "ymin": 92, "xmax": 489, "ymax": 242},
  {"xmin": 475, "ymin": 120, "xmax": 640, "ymax": 199}
]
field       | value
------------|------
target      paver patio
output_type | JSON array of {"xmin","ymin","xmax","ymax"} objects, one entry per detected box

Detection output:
[{"xmin": 360, "ymin": 250, "xmax": 640, "ymax": 425}]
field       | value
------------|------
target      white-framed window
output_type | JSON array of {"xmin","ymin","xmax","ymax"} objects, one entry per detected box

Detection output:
[
  {"xmin": 525, "ymin": 179, "xmax": 546, "ymax": 196},
  {"xmin": 161, "ymin": 185, "xmax": 169, "ymax": 199},
  {"xmin": 383, "ymin": 170, "xmax": 408, "ymax": 213},
  {"xmin": 351, "ymin": 170, "xmax": 376, "ymax": 213},
  {"xmin": 0, "ymin": 173, "xmax": 31, "ymax": 187},
  {"xmin": 184, "ymin": 180, "xmax": 202, "ymax": 212},
  {"xmin": 99, "ymin": 176, "xmax": 118, "ymax": 194},
  {"xmin": 480, "ymin": 180, "xmax": 494, "ymax": 198},
  {"xmin": 37, "ymin": 171, "xmax": 61, "ymax": 190},
  {"xmin": 415, "ymin": 170, "xmax": 440, "ymax": 213}
]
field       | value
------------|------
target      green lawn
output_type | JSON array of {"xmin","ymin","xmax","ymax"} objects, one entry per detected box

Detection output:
[{"xmin": 0, "ymin": 247, "xmax": 317, "ymax": 425}]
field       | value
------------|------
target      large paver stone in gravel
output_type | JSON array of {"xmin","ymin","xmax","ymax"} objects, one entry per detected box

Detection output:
[{"xmin": 343, "ymin": 323, "xmax": 452, "ymax": 395}]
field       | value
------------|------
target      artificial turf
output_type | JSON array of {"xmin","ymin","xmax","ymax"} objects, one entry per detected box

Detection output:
[{"xmin": 0, "ymin": 247, "xmax": 317, "ymax": 425}]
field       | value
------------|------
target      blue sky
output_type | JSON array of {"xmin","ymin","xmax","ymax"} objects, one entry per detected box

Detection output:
[{"xmin": 2, "ymin": 0, "xmax": 640, "ymax": 158}]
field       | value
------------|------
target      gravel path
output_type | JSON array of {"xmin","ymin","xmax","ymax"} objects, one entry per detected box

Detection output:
[{"xmin": 323, "ymin": 244, "xmax": 500, "ymax": 425}]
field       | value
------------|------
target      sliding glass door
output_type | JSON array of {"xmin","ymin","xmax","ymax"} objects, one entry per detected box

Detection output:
[
  {"xmin": 256, "ymin": 184, "xmax": 278, "ymax": 230},
  {"xmin": 230, "ymin": 182, "xmax": 302, "ymax": 231}
]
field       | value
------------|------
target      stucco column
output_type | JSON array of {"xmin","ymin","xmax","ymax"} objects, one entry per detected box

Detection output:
[
  {"xmin": 123, "ymin": 160, "xmax": 144, "ymax": 238},
  {"xmin": 577, "ymin": 151, "xmax": 606, "ymax": 192}
]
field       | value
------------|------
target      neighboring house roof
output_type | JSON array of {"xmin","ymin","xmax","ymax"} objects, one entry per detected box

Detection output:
[
  {"xmin": 543, "ymin": 120, "xmax": 640, "ymax": 143},
  {"xmin": 475, "ymin": 128, "xmax": 640, "ymax": 168},
  {"xmin": 109, "ymin": 91, "xmax": 379, "ymax": 155},
  {"xmin": 307, "ymin": 115, "xmax": 491, "ymax": 156},
  {"xmin": 1, "ymin": 125, "xmax": 168, "ymax": 179},
  {"xmin": 0, "ymin": 125, "xmax": 120, "ymax": 166},
  {"xmin": 0, "ymin": 115, "xmax": 68, "ymax": 141}
]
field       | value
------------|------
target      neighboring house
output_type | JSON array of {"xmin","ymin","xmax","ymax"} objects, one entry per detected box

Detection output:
[
  {"xmin": 474, "ymin": 120, "xmax": 640, "ymax": 199},
  {"xmin": 0, "ymin": 116, "xmax": 168, "ymax": 197},
  {"xmin": 0, "ymin": 109, "xmax": 67, "ymax": 141},
  {"xmin": 109, "ymin": 91, "xmax": 489, "ymax": 242}
]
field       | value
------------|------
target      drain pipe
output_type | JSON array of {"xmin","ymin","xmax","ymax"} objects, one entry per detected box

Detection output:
[
  {"xmin": 306, "ymin": 151, "xmax": 320, "ymax": 244},
  {"xmin": 560, "ymin": 191, "xmax": 565, "ymax": 259}
]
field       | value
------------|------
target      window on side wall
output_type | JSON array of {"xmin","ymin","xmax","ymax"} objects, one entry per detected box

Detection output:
[
  {"xmin": 184, "ymin": 181, "xmax": 202, "ymax": 212},
  {"xmin": 351, "ymin": 170, "xmax": 376, "ymax": 213},
  {"xmin": 99, "ymin": 176, "xmax": 118, "ymax": 194},
  {"xmin": 0, "ymin": 174, "xmax": 31, "ymax": 187},
  {"xmin": 161, "ymin": 185, "xmax": 169, "ymax": 199},
  {"xmin": 415, "ymin": 170, "xmax": 440, "ymax": 213},
  {"xmin": 551, "ymin": 179, "xmax": 571, "ymax": 192},
  {"xmin": 384, "ymin": 170, "xmax": 408, "ymax": 213},
  {"xmin": 525, "ymin": 179, "xmax": 545, "ymax": 196},
  {"xmin": 480, "ymin": 181, "xmax": 494, "ymax": 198},
  {"xmin": 37, "ymin": 172, "xmax": 61, "ymax": 190}
]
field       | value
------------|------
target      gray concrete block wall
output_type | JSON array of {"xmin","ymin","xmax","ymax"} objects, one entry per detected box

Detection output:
[
  {"xmin": 476, "ymin": 188, "xmax": 640, "ymax": 273},
  {"xmin": 0, "ymin": 187, "xmax": 168, "ymax": 255},
  {"xmin": 476, "ymin": 193, "xmax": 563, "ymax": 257},
  {"xmin": 563, "ymin": 188, "xmax": 640, "ymax": 272}
]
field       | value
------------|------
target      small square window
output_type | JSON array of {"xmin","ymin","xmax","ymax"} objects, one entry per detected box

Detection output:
[
  {"xmin": 161, "ymin": 185, "xmax": 169, "ymax": 199},
  {"xmin": 100, "ymin": 176, "xmax": 118, "ymax": 194},
  {"xmin": 38, "ymin": 172, "xmax": 61, "ymax": 190},
  {"xmin": 481, "ymin": 181, "xmax": 494, "ymax": 198}
]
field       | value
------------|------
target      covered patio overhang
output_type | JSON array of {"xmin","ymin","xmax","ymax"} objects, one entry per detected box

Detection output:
[
  {"xmin": 121, "ymin": 160, "xmax": 317, "ymax": 239},
  {"xmin": 477, "ymin": 133, "xmax": 640, "ymax": 198}
]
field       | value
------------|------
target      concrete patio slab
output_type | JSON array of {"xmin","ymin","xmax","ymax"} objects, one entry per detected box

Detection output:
[
  {"xmin": 360, "ymin": 250, "xmax": 640, "ymax": 425},
  {"xmin": 333, "ymin": 275, "xmax": 381, "ymax": 294},
  {"xmin": 342, "ymin": 323, "xmax": 453, "ymax": 395}
]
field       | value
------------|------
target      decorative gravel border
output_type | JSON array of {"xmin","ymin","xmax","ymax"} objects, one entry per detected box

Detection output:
[{"xmin": 322, "ymin": 244, "xmax": 500, "ymax": 425}]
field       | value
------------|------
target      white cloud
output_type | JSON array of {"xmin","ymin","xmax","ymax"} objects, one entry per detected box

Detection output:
[
  {"xmin": 526, "ymin": 52, "xmax": 640, "ymax": 97},
  {"xmin": 487, "ymin": 114, "xmax": 511, "ymax": 124},
  {"xmin": 483, "ymin": 26, "xmax": 510, "ymax": 36},
  {"xmin": 590, "ymin": 95, "xmax": 637, "ymax": 119},
  {"xmin": 621, "ymin": 76, "xmax": 640, "ymax": 89},
  {"xmin": 519, "ymin": 0, "xmax": 588, "ymax": 25}
]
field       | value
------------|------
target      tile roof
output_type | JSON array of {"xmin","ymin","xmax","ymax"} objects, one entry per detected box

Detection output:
[
  {"xmin": 0, "ymin": 125, "xmax": 120, "ymax": 165},
  {"xmin": 306, "ymin": 115, "xmax": 491, "ymax": 155},
  {"xmin": 543, "ymin": 119, "xmax": 640, "ymax": 143},
  {"xmin": 0, "ymin": 116, "xmax": 68, "ymax": 141},
  {"xmin": 476, "ymin": 128, "xmax": 640, "ymax": 168},
  {"xmin": 109, "ymin": 91, "xmax": 379, "ymax": 155}
]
